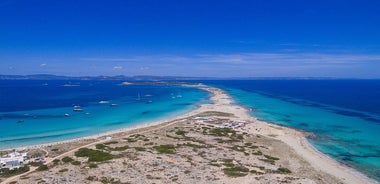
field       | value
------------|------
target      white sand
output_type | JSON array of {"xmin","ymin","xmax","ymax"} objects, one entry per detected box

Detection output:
[{"xmin": 2, "ymin": 85, "xmax": 377, "ymax": 184}]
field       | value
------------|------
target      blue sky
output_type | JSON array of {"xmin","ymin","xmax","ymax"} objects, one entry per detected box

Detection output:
[{"xmin": 1, "ymin": 0, "xmax": 380, "ymax": 78}]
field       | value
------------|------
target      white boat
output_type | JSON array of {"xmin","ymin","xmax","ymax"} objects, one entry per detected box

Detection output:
[
  {"xmin": 109, "ymin": 104, "xmax": 118, "ymax": 107},
  {"xmin": 73, "ymin": 108, "xmax": 83, "ymax": 112},
  {"xmin": 64, "ymin": 113, "xmax": 70, "ymax": 117},
  {"xmin": 73, "ymin": 106, "xmax": 83, "ymax": 112},
  {"xmin": 99, "ymin": 101, "xmax": 110, "ymax": 104}
]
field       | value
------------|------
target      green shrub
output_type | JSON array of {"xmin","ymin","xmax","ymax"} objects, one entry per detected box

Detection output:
[
  {"xmin": 196, "ymin": 111, "xmax": 233, "ymax": 117},
  {"xmin": 209, "ymin": 128, "xmax": 236, "ymax": 136},
  {"xmin": 252, "ymin": 151, "xmax": 262, "ymax": 155},
  {"xmin": 175, "ymin": 130, "xmax": 187, "ymax": 136},
  {"xmin": 250, "ymin": 170, "xmax": 264, "ymax": 175},
  {"xmin": 36, "ymin": 165, "xmax": 48, "ymax": 171},
  {"xmin": 0, "ymin": 166, "xmax": 30, "ymax": 177},
  {"xmin": 126, "ymin": 138, "xmax": 137, "ymax": 142},
  {"xmin": 96, "ymin": 144, "xmax": 107, "ymax": 150},
  {"xmin": 52, "ymin": 159, "xmax": 60, "ymax": 165},
  {"xmin": 134, "ymin": 147, "xmax": 146, "ymax": 151},
  {"xmin": 29, "ymin": 162, "xmax": 43, "ymax": 167},
  {"xmin": 181, "ymin": 143, "xmax": 208, "ymax": 148},
  {"xmin": 223, "ymin": 166, "xmax": 249, "ymax": 177},
  {"xmin": 264, "ymin": 154, "xmax": 279, "ymax": 160},
  {"xmin": 71, "ymin": 160, "xmax": 81, "ymax": 165},
  {"xmin": 62, "ymin": 156, "xmax": 74, "ymax": 163},
  {"xmin": 109, "ymin": 146, "xmax": 129, "ymax": 151},
  {"xmin": 277, "ymin": 167, "xmax": 291, "ymax": 174},
  {"xmin": 87, "ymin": 176, "xmax": 96, "ymax": 181},
  {"xmin": 154, "ymin": 145, "xmax": 175, "ymax": 154},
  {"xmin": 58, "ymin": 168, "xmax": 68, "ymax": 173},
  {"xmin": 75, "ymin": 148, "xmax": 113, "ymax": 162},
  {"xmin": 104, "ymin": 141, "xmax": 118, "ymax": 145},
  {"xmin": 88, "ymin": 163, "xmax": 98, "ymax": 168}
]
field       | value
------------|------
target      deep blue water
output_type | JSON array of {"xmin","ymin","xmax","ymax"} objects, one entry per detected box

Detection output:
[
  {"xmin": 1, "ymin": 79, "xmax": 379, "ymax": 181},
  {"xmin": 202, "ymin": 80, "xmax": 380, "ymax": 181},
  {"xmin": 0, "ymin": 80, "xmax": 209, "ymax": 149}
]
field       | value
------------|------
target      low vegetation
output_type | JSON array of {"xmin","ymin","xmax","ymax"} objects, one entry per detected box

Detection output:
[
  {"xmin": 134, "ymin": 147, "xmax": 146, "ymax": 151},
  {"xmin": 75, "ymin": 148, "xmax": 113, "ymax": 162},
  {"xmin": 88, "ymin": 163, "xmax": 98, "ymax": 168},
  {"xmin": 209, "ymin": 128, "xmax": 236, "ymax": 137},
  {"xmin": 52, "ymin": 159, "xmax": 60, "ymax": 165},
  {"xmin": 104, "ymin": 141, "xmax": 118, "ymax": 145},
  {"xmin": 62, "ymin": 156, "xmax": 74, "ymax": 163},
  {"xmin": 223, "ymin": 166, "xmax": 249, "ymax": 177},
  {"xmin": 153, "ymin": 144, "xmax": 176, "ymax": 154},
  {"xmin": 86, "ymin": 176, "xmax": 96, "ymax": 181},
  {"xmin": 58, "ymin": 168, "xmax": 68, "ymax": 173},
  {"xmin": 264, "ymin": 154, "xmax": 279, "ymax": 161},
  {"xmin": 109, "ymin": 146, "xmax": 129, "ymax": 151},
  {"xmin": 96, "ymin": 143, "xmax": 130, "ymax": 151},
  {"xmin": 0, "ymin": 166, "xmax": 30, "ymax": 177},
  {"xmin": 196, "ymin": 111, "xmax": 234, "ymax": 117},
  {"xmin": 71, "ymin": 160, "xmax": 81, "ymax": 165},
  {"xmin": 175, "ymin": 130, "xmax": 187, "ymax": 136},
  {"xmin": 277, "ymin": 167, "xmax": 291, "ymax": 174},
  {"xmin": 36, "ymin": 165, "xmax": 48, "ymax": 171}
]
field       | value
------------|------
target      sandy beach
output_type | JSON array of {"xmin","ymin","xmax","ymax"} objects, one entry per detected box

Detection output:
[{"xmin": 0, "ymin": 86, "xmax": 377, "ymax": 184}]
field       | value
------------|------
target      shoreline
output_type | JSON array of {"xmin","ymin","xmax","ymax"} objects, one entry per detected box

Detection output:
[
  {"xmin": 1, "ymin": 86, "xmax": 377, "ymax": 184},
  {"xmin": 0, "ymin": 102, "xmax": 204, "ymax": 152},
  {"xmin": 0, "ymin": 84, "xmax": 208, "ymax": 152}
]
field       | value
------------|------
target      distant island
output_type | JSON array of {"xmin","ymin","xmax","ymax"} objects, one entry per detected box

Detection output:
[{"xmin": 0, "ymin": 74, "xmax": 345, "ymax": 81}]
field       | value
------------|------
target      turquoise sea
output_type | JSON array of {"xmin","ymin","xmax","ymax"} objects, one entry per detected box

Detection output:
[
  {"xmin": 0, "ymin": 80, "xmax": 209, "ymax": 149},
  {"xmin": 203, "ymin": 80, "xmax": 380, "ymax": 181},
  {"xmin": 1, "ymin": 79, "xmax": 379, "ymax": 181}
]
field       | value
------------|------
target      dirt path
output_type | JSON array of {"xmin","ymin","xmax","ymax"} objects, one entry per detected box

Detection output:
[{"xmin": 1, "ymin": 116, "xmax": 189, "ymax": 184}]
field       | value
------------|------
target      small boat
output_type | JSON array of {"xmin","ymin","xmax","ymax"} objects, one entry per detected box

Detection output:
[
  {"xmin": 73, "ymin": 105, "xmax": 83, "ymax": 112},
  {"xmin": 62, "ymin": 84, "xmax": 80, "ymax": 87},
  {"xmin": 73, "ymin": 108, "xmax": 83, "ymax": 112},
  {"xmin": 64, "ymin": 113, "xmax": 70, "ymax": 117},
  {"xmin": 109, "ymin": 104, "xmax": 118, "ymax": 107},
  {"xmin": 99, "ymin": 101, "xmax": 110, "ymax": 104}
]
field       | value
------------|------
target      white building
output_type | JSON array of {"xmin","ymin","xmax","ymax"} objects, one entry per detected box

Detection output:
[{"xmin": 0, "ymin": 152, "xmax": 29, "ymax": 170}]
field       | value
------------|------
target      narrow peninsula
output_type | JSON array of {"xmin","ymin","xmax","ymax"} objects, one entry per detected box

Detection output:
[{"xmin": 0, "ymin": 85, "xmax": 375, "ymax": 184}]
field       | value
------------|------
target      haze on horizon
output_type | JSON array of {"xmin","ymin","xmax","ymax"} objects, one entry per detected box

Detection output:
[{"xmin": 0, "ymin": 0, "xmax": 379, "ymax": 78}]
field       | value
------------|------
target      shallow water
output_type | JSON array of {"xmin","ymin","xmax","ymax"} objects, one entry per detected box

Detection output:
[
  {"xmin": 202, "ymin": 80, "xmax": 380, "ymax": 181},
  {"xmin": 0, "ymin": 80, "xmax": 209, "ymax": 149}
]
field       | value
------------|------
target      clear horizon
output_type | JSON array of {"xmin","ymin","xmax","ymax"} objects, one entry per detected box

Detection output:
[{"xmin": 1, "ymin": 1, "xmax": 380, "ymax": 78}]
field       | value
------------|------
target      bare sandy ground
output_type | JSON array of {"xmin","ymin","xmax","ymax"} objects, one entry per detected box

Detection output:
[{"xmin": 0, "ymin": 85, "xmax": 377, "ymax": 184}]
